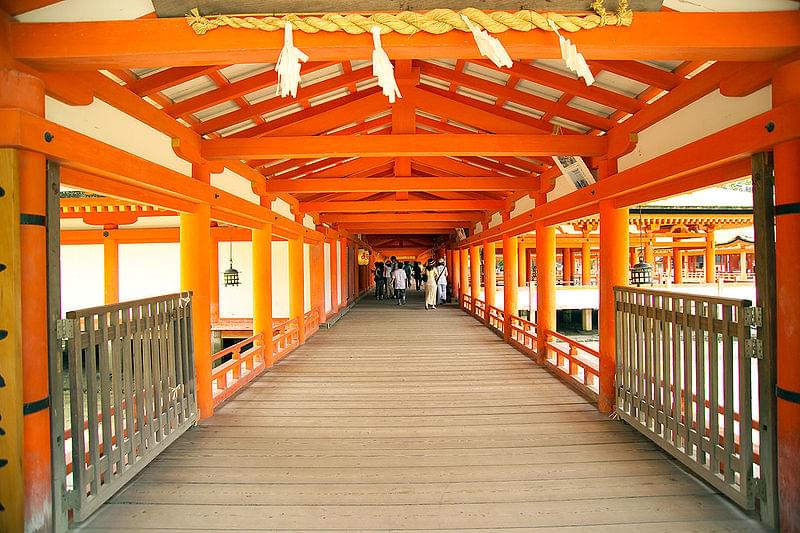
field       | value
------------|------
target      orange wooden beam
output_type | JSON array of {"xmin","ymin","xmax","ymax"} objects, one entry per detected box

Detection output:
[
  {"xmin": 202, "ymin": 134, "xmax": 608, "ymax": 160},
  {"xmin": 10, "ymin": 13, "xmax": 800, "ymax": 68},
  {"xmin": 125, "ymin": 65, "xmax": 222, "ymax": 96},
  {"xmin": 300, "ymin": 199, "xmax": 505, "ymax": 212},
  {"xmin": 321, "ymin": 212, "xmax": 482, "ymax": 223},
  {"xmin": 263, "ymin": 176, "xmax": 538, "ymax": 193}
]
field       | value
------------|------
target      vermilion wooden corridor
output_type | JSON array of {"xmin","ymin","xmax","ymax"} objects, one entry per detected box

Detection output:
[{"xmin": 74, "ymin": 291, "xmax": 762, "ymax": 532}]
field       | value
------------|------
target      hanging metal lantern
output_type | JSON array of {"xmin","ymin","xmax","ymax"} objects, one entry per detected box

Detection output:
[
  {"xmin": 629, "ymin": 206, "xmax": 652, "ymax": 286},
  {"xmin": 630, "ymin": 258, "xmax": 652, "ymax": 286},
  {"xmin": 223, "ymin": 231, "xmax": 240, "ymax": 287}
]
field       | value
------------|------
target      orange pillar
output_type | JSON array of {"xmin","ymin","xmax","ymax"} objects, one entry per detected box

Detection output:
[
  {"xmin": 210, "ymin": 237, "xmax": 220, "ymax": 323},
  {"xmin": 289, "ymin": 236, "xmax": 305, "ymax": 343},
  {"xmin": 103, "ymin": 234, "xmax": 119, "ymax": 304},
  {"xmin": 1, "ymin": 70, "xmax": 51, "ymax": 532},
  {"xmin": 252, "ymin": 224, "xmax": 274, "ymax": 368},
  {"xmin": 598, "ymin": 196, "xmax": 630, "ymax": 414},
  {"xmin": 502, "ymin": 234, "xmax": 518, "ymax": 340},
  {"xmin": 563, "ymin": 248, "xmax": 573, "ymax": 285},
  {"xmin": 459, "ymin": 248, "xmax": 469, "ymax": 302},
  {"xmin": 581, "ymin": 240, "xmax": 592, "ymax": 286},
  {"xmin": 446, "ymin": 249, "xmax": 454, "ymax": 285},
  {"xmin": 535, "ymin": 216, "xmax": 556, "ymax": 363},
  {"xmin": 312, "ymin": 242, "xmax": 325, "ymax": 320},
  {"xmin": 644, "ymin": 241, "xmax": 655, "ymax": 266},
  {"xmin": 452, "ymin": 249, "xmax": 461, "ymax": 298},
  {"xmin": 673, "ymin": 247, "xmax": 684, "ymax": 284},
  {"xmin": 517, "ymin": 242, "xmax": 527, "ymax": 286},
  {"xmin": 705, "ymin": 227, "xmax": 716, "ymax": 283},
  {"xmin": 180, "ymin": 164, "xmax": 213, "ymax": 419},
  {"xmin": 484, "ymin": 241, "xmax": 497, "ymax": 317},
  {"xmin": 773, "ymin": 59, "xmax": 800, "ymax": 531},
  {"xmin": 469, "ymin": 244, "xmax": 481, "ymax": 302},
  {"xmin": 338, "ymin": 238, "xmax": 347, "ymax": 308},
  {"xmin": 629, "ymin": 247, "xmax": 638, "ymax": 266},
  {"xmin": 328, "ymin": 238, "xmax": 339, "ymax": 316}
]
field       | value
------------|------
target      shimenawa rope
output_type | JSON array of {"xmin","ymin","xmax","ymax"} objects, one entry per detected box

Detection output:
[{"xmin": 186, "ymin": 1, "xmax": 632, "ymax": 36}]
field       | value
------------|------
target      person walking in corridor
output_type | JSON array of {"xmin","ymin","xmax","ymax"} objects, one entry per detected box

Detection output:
[
  {"xmin": 391, "ymin": 262, "xmax": 408, "ymax": 305},
  {"xmin": 436, "ymin": 258, "xmax": 449, "ymax": 305},
  {"xmin": 424, "ymin": 259, "xmax": 438, "ymax": 310}
]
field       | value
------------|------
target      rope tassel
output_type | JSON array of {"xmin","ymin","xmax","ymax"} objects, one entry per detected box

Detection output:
[
  {"xmin": 461, "ymin": 14, "xmax": 512, "ymax": 69},
  {"xmin": 371, "ymin": 27, "xmax": 401, "ymax": 104},
  {"xmin": 275, "ymin": 22, "xmax": 309, "ymax": 98}
]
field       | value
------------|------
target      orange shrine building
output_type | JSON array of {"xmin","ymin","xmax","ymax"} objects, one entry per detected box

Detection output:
[{"xmin": 0, "ymin": 0, "xmax": 799, "ymax": 531}]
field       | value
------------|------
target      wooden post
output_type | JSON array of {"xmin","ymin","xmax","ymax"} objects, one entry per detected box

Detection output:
[
  {"xmin": 452, "ymin": 248, "xmax": 461, "ymax": 298},
  {"xmin": 517, "ymin": 242, "xmax": 526, "ymax": 286},
  {"xmin": 484, "ymin": 241, "xmax": 497, "ymax": 320},
  {"xmin": 339, "ymin": 238, "xmax": 347, "ymax": 308},
  {"xmin": 502, "ymin": 234, "xmax": 518, "ymax": 341},
  {"xmin": 773, "ymin": 60, "xmax": 800, "ymax": 531},
  {"xmin": 563, "ymin": 247, "xmax": 573, "ymax": 285},
  {"xmin": 598, "ymin": 159, "xmax": 629, "ymax": 414},
  {"xmin": 459, "ymin": 247, "xmax": 469, "ymax": 302},
  {"xmin": 705, "ymin": 227, "xmax": 716, "ymax": 283},
  {"xmin": 469, "ymin": 244, "xmax": 480, "ymax": 303},
  {"xmin": 752, "ymin": 151, "xmax": 779, "ymax": 528},
  {"xmin": 252, "ymin": 223, "xmax": 274, "ymax": 368},
  {"xmin": 581, "ymin": 240, "xmax": 592, "ymax": 286},
  {"xmin": 1, "ymin": 70, "xmax": 52, "ymax": 532},
  {"xmin": 535, "ymin": 211, "xmax": 556, "ymax": 363},
  {"xmin": 328, "ymin": 238, "xmax": 339, "ymax": 315},
  {"xmin": 210, "ymin": 236, "xmax": 220, "ymax": 323},
  {"xmin": 0, "ymin": 148, "xmax": 25, "ymax": 533},
  {"xmin": 446, "ymin": 249, "xmax": 454, "ymax": 285},
  {"xmin": 673, "ymin": 246, "xmax": 683, "ymax": 284},
  {"xmin": 312, "ymin": 242, "xmax": 325, "ymax": 320},
  {"xmin": 103, "ymin": 233, "xmax": 119, "ymax": 304},
  {"xmin": 289, "ymin": 235, "xmax": 305, "ymax": 343},
  {"xmin": 644, "ymin": 241, "xmax": 655, "ymax": 266},
  {"xmin": 179, "ymin": 164, "xmax": 213, "ymax": 419}
]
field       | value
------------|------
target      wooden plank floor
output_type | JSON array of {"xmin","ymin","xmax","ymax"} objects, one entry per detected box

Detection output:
[{"xmin": 75, "ymin": 289, "xmax": 765, "ymax": 532}]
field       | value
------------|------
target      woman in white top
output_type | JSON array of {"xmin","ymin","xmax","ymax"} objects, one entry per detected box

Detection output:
[{"xmin": 423, "ymin": 260, "xmax": 438, "ymax": 310}]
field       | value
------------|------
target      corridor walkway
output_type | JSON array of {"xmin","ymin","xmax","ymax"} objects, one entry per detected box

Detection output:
[{"xmin": 77, "ymin": 290, "xmax": 762, "ymax": 531}]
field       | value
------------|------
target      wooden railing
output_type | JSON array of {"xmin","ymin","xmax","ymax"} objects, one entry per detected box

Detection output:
[
  {"xmin": 473, "ymin": 298, "xmax": 486, "ymax": 321},
  {"xmin": 304, "ymin": 306, "xmax": 321, "ymax": 337},
  {"xmin": 211, "ymin": 334, "xmax": 265, "ymax": 408},
  {"xmin": 541, "ymin": 329, "xmax": 600, "ymax": 397},
  {"xmin": 461, "ymin": 293, "xmax": 473, "ymax": 314},
  {"xmin": 487, "ymin": 305, "xmax": 504, "ymax": 333},
  {"xmin": 509, "ymin": 315, "xmax": 537, "ymax": 355},
  {"xmin": 273, "ymin": 318, "xmax": 300, "ymax": 362},
  {"xmin": 613, "ymin": 286, "xmax": 766, "ymax": 512},
  {"xmin": 55, "ymin": 293, "xmax": 198, "ymax": 524}
]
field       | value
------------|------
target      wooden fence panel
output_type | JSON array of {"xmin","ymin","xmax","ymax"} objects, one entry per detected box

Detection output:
[{"xmin": 53, "ymin": 292, "xmax": 198, "ymax": 523}]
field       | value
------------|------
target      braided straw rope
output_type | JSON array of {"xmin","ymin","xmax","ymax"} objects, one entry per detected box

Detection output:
[{"xmin": 186, "ymin": 2, "xmax": 632, "ymax": 36}]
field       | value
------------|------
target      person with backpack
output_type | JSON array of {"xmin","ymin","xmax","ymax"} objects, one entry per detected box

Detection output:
[
  {"xmin": 436, "ymin": 258, "xmax": 449, "ymax": 305},
  {"xmin": 374, "ymin": 261, "xmax": 386, "ymax": 300}
]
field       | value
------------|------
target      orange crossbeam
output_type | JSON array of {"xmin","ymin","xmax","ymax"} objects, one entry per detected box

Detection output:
[
  {"xmin": 320, "ymin": 212, "xmax": 483, "ymax": 223},
  {"xmin": 300, "ymin": 199, "xmax": 505, "ymax": 212},
  {"xmin": 202, "ymin": 134, "xmax": 607, "ymax": 160},
  {"xmin": 264, "ymin": 176, "xmax": 538, "ymax": 193},
  {"xmin": 10, "ymin": 13, "xmax": 800, "ymax": 68}
]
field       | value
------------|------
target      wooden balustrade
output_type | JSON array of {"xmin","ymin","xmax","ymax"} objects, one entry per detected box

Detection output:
[
  {"xmin": 273, "ymin": 317, "xmax": 300, "ymax": 362},
  {"xmin": 541, "ymin": 328, "xmax": 600, "ymax": 398},
  {"xmin": 487, "ymin": 305, "xmax": 504, "ymax": 333},
  {"xmin": 211, "ymin": 333, "xmax": 266, "ymax": 408}
]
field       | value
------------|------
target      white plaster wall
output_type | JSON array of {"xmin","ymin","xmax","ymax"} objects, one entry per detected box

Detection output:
[
  {"xmin": 46, "ymin": 97, "xmax": 191, "ymax": 176},
  {"xmin": 487, "ymin": 212, "xmax": 502, "ymax": 229},
  {"xmin": 218, "ymin": 241, "xmax": 253, "ymax": 318},
  {"xmin": 511, "ymin": 195, "xmax": 535, "ymax": 219},
  {"xmin": 16, "ymin": 0, "xmax": 156, "ymax": 22},
  {"xmin": 118, "ymin": 243, "xmax": 180, "ymax": 301},
  {"xmin": 272, "ymin": 241, "xmax": 290, "ymax": 318},
  {"xmin": 272, "ymin": 198, "xmax": 294, "ymax": 219},
  {"xmin": 323, "ymin": 242, "xmax": 332, "ymax": 313},
  {"xmin": 619, "ymin": 87, "xmax": 772, "ymax": 171},
  {"xmin": 211, "ymin": 169, "xmax": 261, "ymax": 204},
  {"xmin": 547, "ymin": 176, "xmax": 580, "ymax": 203},
  {"xmin": 60, "ymin": 244, "xmax": 104, "ymax": 316},
  {"xmin": 303, "ymin": 215, "xmax": 316, "ymax": 230}
]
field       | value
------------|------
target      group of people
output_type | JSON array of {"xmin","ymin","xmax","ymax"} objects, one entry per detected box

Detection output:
[{"xmin": 374, "ymin": 257, "xmax": 449, "ymax": 309}]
